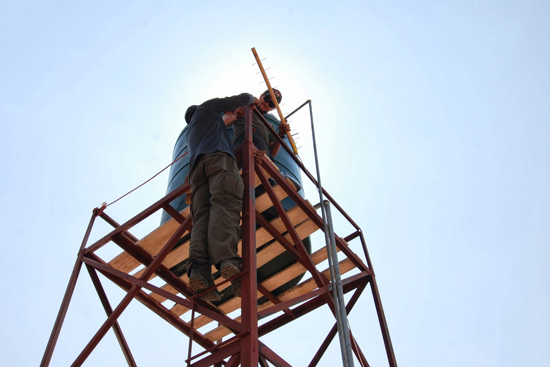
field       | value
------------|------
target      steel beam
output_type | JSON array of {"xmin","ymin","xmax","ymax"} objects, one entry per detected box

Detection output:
[
  {"xmin": 309, "ymin": 279, "xmax": 368, "ymax": 367},
  {"xmin": 259, "ymin": 341, "xmax": 293, "ymax": 367},
  {"xmin": 71, "ymin": 214, "xmax": 192, "ymax": 366},
  {"xmin": 88, "ymin": 253, "xmax": 215, "ymax": 349},
  {"xmin": 84, "ymin": 181, "xmax": 191, "ymax": 255},
  {"xmin": 190, "ymin": 340, "xmax": 241, "ymax": 367},
  {"xmin": 240, "ymin": 105, "xmax": 259, "ymax": 366},
  {"xmin": 82, "ymin": 256, "xmax": 241, "ymax": 331},
  {"xmin": 85, "ymin": 264, "xmax": 137, "ymax": 367},
  {"xmin": 259, "ymin": 272, "xmax": 369, "ymax": 338},
  {"xmin": 40, "ymin": 210, "xmax": 98, "ymax": 367},
  {"xmin": 259, "ymin": 155, "xmax": 369, "ymax": 272},
  {"xmin": 255, "ymin": 164, "xmax": 329, "ymax": 290},
  {"xmin": 370, "ymin": 277, "xmax": 398, "ymax": 367}
]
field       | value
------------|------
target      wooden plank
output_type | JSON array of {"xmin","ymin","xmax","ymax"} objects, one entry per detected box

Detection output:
[
  {"xmin": 256, "ymin": 184, "xmax": 288, "ymax": 213},
  {"xmin": 140, "ymin": 200, "xmax": 309, "ymax": 282},
  {"xmin": 256, "ymin": 220, "xmax": 318, "ymax": 270},
  {"xmin": 145, "ymin": 201, "xmax": 314, "ymax": 306},
  {"xmin": 169, "ymin": 217, "xmax": 318, "ymax": 316},
  {"xmin": 190, "ymin": 237, "xmax": 344, "ymax": 330},
  {"xmin": 108, "ymin": 206, "xmax": 191, "ymax": 274},
  {"xmin": 204, "ymin": 259, "xmax": 356, "ymax": 341},
  {"xmin": 105, "ymin": 165, "xmax": 311, "ymax": 310},
  {"xmin": 106, "ymin": 169, "xmax": 272, "ymax": 273},
  {"xmin": 259, "ymin": 240, "xmax": 338, "ymax": 291},
  {"xmin": 107, "ymin": 182, "xmax": 290, "ymax": 277}
]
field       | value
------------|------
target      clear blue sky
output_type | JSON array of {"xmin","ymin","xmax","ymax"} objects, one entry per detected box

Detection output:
[{"xmin": 1, "ymin": 1, "xmax": 549, "ymax": 366}]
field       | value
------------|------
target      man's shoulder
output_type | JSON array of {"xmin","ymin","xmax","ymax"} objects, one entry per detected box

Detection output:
[
  {"xmin": 199, "ymin": 93, "xmax": 255, "ymax": 111},
  {"xmin": 263, "ymin": 113, "xmax": 280, "ymax": 124}
]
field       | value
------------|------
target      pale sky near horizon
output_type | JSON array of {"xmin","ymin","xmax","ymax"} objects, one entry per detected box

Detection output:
[{"xmin": 1, "ymin": 1, "xmax": 549, "ymax": 366}]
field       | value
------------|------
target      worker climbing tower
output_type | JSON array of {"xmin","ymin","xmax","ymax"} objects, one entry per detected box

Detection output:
[{"xmin": 40, "ymin": 51, "xmax": 397, "ymax": 367}]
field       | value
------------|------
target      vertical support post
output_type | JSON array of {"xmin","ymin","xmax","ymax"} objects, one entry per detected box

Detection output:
[
  {"xmin": 240, "ymin": 105, "xmax": 259, "ymax": 366},
  {"xmin": 307, "ymin": 98, "xmax": 355, "ymax": 366},
  {"xmin": 358, "ymin": 231, "xmax": 375, "ymax": 272},
  {"xmin": 187, "ymin": 302, "xmax": 197, "ymax": 367},
  {"xmin": 40, "ymin": 209, "xmax": 98, "ymax": 367},
  {"xmin": 325, "ymin": 203, "xmax": 355, "ymax": 367},
  {"xmin": 360, "ymin": 229, "xmax": 397, "ymax": 367},
  {"xmin": 71, "ymin": 215, "xmax": 192, "ymax": 366},
  {"xmin": 370, "ymin": 278, "xmax": 398, "ymax": 367}
]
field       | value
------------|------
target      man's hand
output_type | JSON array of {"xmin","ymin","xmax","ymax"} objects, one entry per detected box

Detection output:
[
  {"xmin": 235, "ymin": 107, "xmax": 246, "ymax": 119},
  {"xmin": 278, "ymin": 122, "xmax": 291, "ymax": 138},
  {"xmin": 223, "ymin": 111, "xmax": 239, "ymax": 126}
]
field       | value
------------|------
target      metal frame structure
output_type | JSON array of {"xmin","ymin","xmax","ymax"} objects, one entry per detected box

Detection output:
[{"xmin": 41, "ymin": 105, "xmax": 397, "ymax": 366}]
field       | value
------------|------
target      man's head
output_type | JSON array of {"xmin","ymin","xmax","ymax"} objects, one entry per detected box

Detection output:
[{"xmin": 257, "ymin": 89, "xmax": 282, "ymax": 113}]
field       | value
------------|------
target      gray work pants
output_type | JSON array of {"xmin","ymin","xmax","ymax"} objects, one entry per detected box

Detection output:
[{"xmin": 187, "ymin": 152, "xmax": 244, "ymax": 273}]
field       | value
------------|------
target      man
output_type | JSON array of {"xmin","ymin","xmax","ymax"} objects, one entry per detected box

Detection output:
[
  {"xmin": 227, "ymin": 89, "xmax": 290, "ymax": 159},
  {"xmin": 184, "ymin": 92, "xmax": 257, "ymax": 301}
]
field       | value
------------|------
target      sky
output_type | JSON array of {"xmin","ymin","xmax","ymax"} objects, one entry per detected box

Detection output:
[{"xmin": 1, "ymin": 1, "xmax": 549, "ymax": 366}]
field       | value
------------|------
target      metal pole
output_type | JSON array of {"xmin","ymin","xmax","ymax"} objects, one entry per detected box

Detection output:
[
  {"xmin": 71, "ymin": 214, "xmax": 192, "ymax": 366},
  {"xmin": 85, "ymin": 264, "xmax": 137, "ymax": 367},
  {"xmin": 284, "ymin": 100, "xmax": 310, "ymax": 120},
  {"xmin": 326, "ymin": 203, "xmax": 355, "ymax": 367},
  {"xmin": 241, "ymin": 105, "xmax": 259, "ymax": 366},
  {"xmin": 307, "ymin": 100, "xmax": 354, "ymax": 367},
  {"xmin": 40, "ymin": 209, "xmax": 98, "ymax": 367}
]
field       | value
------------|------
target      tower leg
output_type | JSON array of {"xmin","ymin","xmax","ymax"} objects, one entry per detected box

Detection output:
[
  {"xmin": 240, "ymin": 105, "xmax": 259, "ymax": 366},
  {"xmin": 71, "ymin": 215, "xmax": 192, "ymax": 366},
  {"xmin": 40, "ymin": 210, "xmax": 98, "ymax": 367},
  {"xmin": 370, "ymin": 278, "xmax": 398, "ymax": 367}
]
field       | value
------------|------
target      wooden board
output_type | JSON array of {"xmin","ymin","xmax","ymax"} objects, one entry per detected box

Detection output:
[
  {"xmin": 204, "ymin": 258, "xmax": 356, "ymax": 341},
  {"xmin": 189, "ymin": 239, "xmax": 347, "ymax": 330},
  {"xmin": 107, "ymin": 206, "xmax": 191, "ymax": 274},
  {"xmin": 151, "ymin": 203, "xmax": 316, "ymax": 307},
  {"xmin": 169, "ymin": 217, "xmax": 319, "ymax": 316},
  {"xmin": 107, "ymin": 181, "xmax": 290, "ymax": 276},
  {"xmin": 98, "ymin": 164, "xmax": 332, "ymax": 342}
]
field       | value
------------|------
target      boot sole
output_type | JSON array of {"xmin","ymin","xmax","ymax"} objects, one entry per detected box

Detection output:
[
  {"xmin": 189, "ymin": 276, "xmax": 221, "ymax": 302},
  {"xmin": 221, "ymin": 265, "xmax": 240, "ymax": 279},
  {"xmin": 221, "ymin": 265, "xmax": 242, "ymax": 298},
  {"xmin": 189, "ymin": 277, "xmax": 208, "ymax": 292},
  {"xmin": 198, "ymin": 290, "xmax": 221, "ymax": 302}
]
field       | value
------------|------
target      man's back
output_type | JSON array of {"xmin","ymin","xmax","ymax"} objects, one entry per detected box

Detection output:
[{"xmin": 185, "ymin": 93, "xmax": 254, "ymax": 172}]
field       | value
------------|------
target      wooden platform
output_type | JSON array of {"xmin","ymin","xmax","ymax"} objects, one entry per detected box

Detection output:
[{"xmin": 97, "ymin": 166, "xmax": 366, "ymax": 345}]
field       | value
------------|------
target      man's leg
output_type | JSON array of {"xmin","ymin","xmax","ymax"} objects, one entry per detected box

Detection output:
[
  {"xmin": 205, "ymin": 153, "xmax": 244, "ymax": 296},
  {"xmin": 187, "ymin": 158, "xmax": 220, "ymax": 302},
  {"xmin": 188, "ymin": 161, "xmax": 210, "ymax": 266}
]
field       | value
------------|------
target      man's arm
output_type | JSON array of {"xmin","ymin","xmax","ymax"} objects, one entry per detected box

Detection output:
[
  {"xmin": 200, "ymin": 93, "xmax": 256, "ymax": 113},
  {"xmin": 223, "ymin": 106, "xmax": 247, "ymax": 126},
  {"xmin": 269, "ymin": 123, "xmax": 291, "ymax": 157}
]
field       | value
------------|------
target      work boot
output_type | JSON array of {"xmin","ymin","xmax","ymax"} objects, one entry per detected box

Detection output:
[
  {"xmin": 219, "ymin": 258, "xmax": 242, "ymax": 297},
  {"xmin": 188, "ymin": 262, "xmax": 221, "ymax": 302}
]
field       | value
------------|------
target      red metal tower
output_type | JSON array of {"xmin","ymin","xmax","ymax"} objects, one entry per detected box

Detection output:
[{"xmin": 41, "ymin": 106, "xmax": 397, "ymax": 366}]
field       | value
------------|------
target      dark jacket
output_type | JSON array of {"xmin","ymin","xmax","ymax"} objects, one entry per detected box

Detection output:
[{"xmin": 185, "ymin": 93, "xmax": 254, "ymax": 172}]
